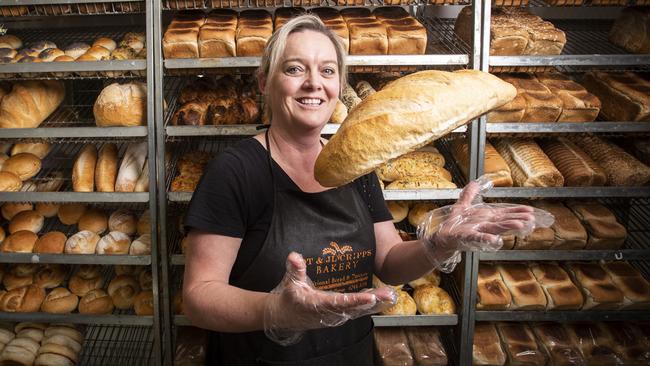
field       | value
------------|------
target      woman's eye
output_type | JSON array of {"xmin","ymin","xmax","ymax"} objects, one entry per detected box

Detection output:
[
  {"xmin": 286, "ymin": 66, "xmax": 301, "ymax": 74},
  {"xmin": 322, "ymin": 68, "xmax": 336, "ymax": 76}
]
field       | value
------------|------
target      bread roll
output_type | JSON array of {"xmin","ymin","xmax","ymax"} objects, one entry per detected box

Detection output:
[
  {"xmin": 340, "ymin": 84, "xmax": 362, "ymax": 112},
  {"xmin": 134, "ymin": 290, "xmax": 154, "ymax": 315},
  {"xmin": 8, "ymin": 210, "xmax": 44, "ymax": 234},
  {"xmin": 566, "ymin": 201, "xmax": 626, "ymax": 249},
  {"xmin": 68, "ymin": 276, "xmax": 102, "ymax": 298},
  {"xmin": 14, "ymin": 322, "xmax": 47, "ymax": 332},
  {"xmin": 115, "ymin": 141, "xmax": 148, "ymax": 192},
  {"xmin": 76, "ymin": 209, "xmax": 107, "ymax": 234},
  {"xmin": 530, "ymin": 262, "xmax": 583, "ymax": 310},
  {"xmin": 95, "ymin": 143, "xmax": 118, "ymax": 192},
  {"xmin": 79, "ymin": 289, "xmax": 114, "ymax": 314},
  {"xmin": 41, "ymin": 334, "xmax": 81, "ymax": 356},
  {"xmin": 130, "ymin": 234, "xmax": 151, "ymax": 255},
  {"xmin": 96, "ymin": 231, "xmax": 132, "ymax": 255},
  {"xmin": 2, "ymin": 153, "xmax": 41, "ymax": 181},
  {"xmin": 376, "ymin": 149, "xmax": 446, "ymax": 182},
  {"xmin": 0, "ymin": 339, "xmax": 38, "ymax": 366},
  {"xmin": 64, "ymin": 42, "xmax": 90, "ymax": 59},
  {"xmin": 2, "ymin": 271, "xmax": 33, "ymax": 291},
  {"xmin": 108, "ymin": 209, "xmax": 137, "ymax": 235},
  {"xmin": 137, "ymin": 210, "xmax": 150, "ymax": 236},
  {"xmin": 10, "ymin": 142, "xmax": 51, "ymax": 159},
  {"xmin": 412, "ymin": 284, "xmax": 455, "ymax": 314},
  {"xmin": 43, "ymin": 326, "xmax": 83, "ymax": 344},
  {"xmin": 407, "ymin": 203, "xmax": 437, "ymax": 228},
  {"xmin": 40, "ymin": 288, "xmax": 78, "ymax": 314},
  {"xmin": 494, "ymin": 138, "xmax": 564, "ymax": 187},
  {"xmin": 330, "ymin": 99, "xmax": 347, "ymax": 124},
  {"xmin": 497, "ymin": 262, "xmax": 547, "ymax": 310},
  {"xmin": 565, "ymin": 262, "xmax": 623, "ymax": 310},
  {"xmin": 0, "ymin": 171, "xmax": 22, "ymax": 191},
  {"xmin": 1, "ymin": 202, "xmax": 33, "ymax": 221},
  {"xmin": 408, "ymin": 270, "xmax": 441, "ymax": 288},
  {"xmin": 477, "ymin": 263, "xmax": 512, "ymax": 310},
  {"xmin": 381, "ymin": 290, "xmax": 417, "ymax": 315},
  {"xmin": 452, "ymin": 139, "xmax": 513, "ymax": 187},
  {"xmin": 64, "ymin": 230, "xmax": 100, "ymax": 254},
  {"xmin": 33, "ymin": 231, "xmax": 66, "ymax": 254},
  {"xmin": 533, "ymin": 201, "xmax": 587, "ymax": 250},
  {"xmin": 35, "ymin": 202, "xmax": 59, "ymax": 218},
  {"xmin": 473, "ymin": 323, "xmax": 506, "ymax": 366},
  {"xmin": 33, "ymin": 264, "xmax": 66, "ymax": 289},
  {"xmin": 0, "ymin": 285, "xmax": 46, "ymax": 312},
  {"xmin": 496, "ymin": 323, "xmax": 548, "ymax": 366},
  {"xmin": 57, "ymin": 203, "xmax": 87, "ymax": 225},
  {"xmin": 94, "ymin": 82, "xmax": 146, "ymax": 127},
  {"xmin": 35, "ymin": 349, "xmax": 77, "ymax": 366},
  {"xmin": 0, "ymin": 35, "xmax": 23, "ymax": 49},
  {"xmin": 0, "ymin": 327, "xmax": 14, "ymax": 344},
  {"xmin": 16, "ymin": 327, "xmax": 43, "ymax": 343},
  {"xmin": 72, "ymin": 144, "xmax": 97, "ymax": 192},
  {"xmin": 107, "ymin": 275, "xmax": 140, "ymax": 310},
  {"xmin": 1, "ymin": 230, "xmax": 38, "ymax": 253},
  {"xmin": 11, "ymin": 264, "xmax": 39, "ymax": 277},
  {"xmin": 315, "ymin": 70, "xmax": 517, "ymax": 187},
  {"xmin": 0, "ymin": 80, "xmax": 65, "ymax": 129},
  {"xmin": 387, "ymin": 201, "xmax": 408, "ymax": 223}
]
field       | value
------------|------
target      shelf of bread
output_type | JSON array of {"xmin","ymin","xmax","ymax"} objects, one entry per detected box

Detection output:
[
  {"xmin": 486, "ymin": 122, "xmax": 650, "ymax": 135},
  {"xmin": 0, "ymin": 264, "xmax": 155, "ymax": 324},
  {"xmin": 0, "ymin": 2, "xmax": 144, "ymax": 17},
  {"xmin": 162, "ymin": 10, "xmax": 469, "ymax": 74},
  {"xmin": 161, "ymin": 0, "xmax": 467, "ymax": 9},
  {"xmin": 0, "ymin": 29, "xmax": 146, "ymax": 79},
  {"xmin": 475, "ymin": 310, "xmax": 650, "ymax": 321}
]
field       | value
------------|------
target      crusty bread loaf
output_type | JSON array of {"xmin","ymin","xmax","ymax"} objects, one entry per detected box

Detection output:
[
  {"xmin": 315, "ymin": 70, "xmax": 517, "ymax": 187},
  {"xmin": 0, "ymin": 81, "xmax": 65, "ymax": 128},
  {"xmin": 493, "ymin": 138, "xmax": 564, "ymax": 187},
  {"xmin": 572, "ymin": 135, "xmax": 650, "ymax": 187},
  {"xmin": 497, "ymin": 262, "xmax": 547, "ymax": 310},
  {"xmin": 452, "ymin": 139, "xmax": 513, "ymax": 187},
  {"xmin": 115, "ymin": 141, "xmax": 148, "ymax": 192},
  {"xmin": 94, "ymin": 82, "xmax": 146, "ymax": 127},
  {"xmin": 600, "ymin": 261, "xmax": 650, "ymax": 309},
  {"xmin": 412, "ymin": 284, "xmax": 455, "ymax": 314},
  {"xmin": 8, "ymin": 210, "xmax": 44, "ymax": 234},
  {"xmin": 477, "ymin": 263, "xmax": 512, "ymax": 310},
  {"xmin": 95, "ymin": 143, "xmax": 118, "ymax": 192},
  {"xmin": 487, "ymin": 78, "xmax": 527, "ymax": 123},
  {"xmin": 57, "ymin": 203, "xmax": 86, "ymax": 225},
  {"xmin": 565, "ymin": 262, "xmax": 624, "ymax": 310},
  {"xmin": 72, "ymin": 144, "xmax": 97, "ymax": 192},
  {"xmin": 566, "ymin": 201, "xmax": 626, "ymax": 250},
  {"xmin": 473, "ymin": 323, "xmax": 506, "ymax": 366},
  {"xmin": 538, "ymin": 138, "xmax": 606, "ymax": 187},
  {"xmin": 0, "ymin": 171, "xmax": 22, "ymax": 191},
  {"xmin": 532, "ymin": 201, "xmax": 587, "ymax": 249},
  {"xmin": 376, "ymin": 148, "xmax": 446, "ymax": 182},
  {"xmin": 501, "ymin": 74, "xmax": 563, "ymax": 122},
  {"xmin": 79, "ymin": 289, "xmax": 114, "ymax": 314},
  {"xmin": 385, "ymin": 176, "xmax": 457, "ymax": 190},
  {"xmin": 10, "ymin": 142, "xmax": 51, "ymax": 159},
  {"xmin": 134, "ymin": 159, "xmax": 149, "ymax": 192},
  {"xmin": 1, "ymin": 230, "xmax": 38, "ymax": 253},
  {"xmin": 609, "ymin": 7, "xmax": 650, "ymax": 54},
  {"xmin": 496, "ymin": 323, "xmax": 548, "ymax": 366},
  {"xmin": 535, "ymin": 72, "xmax": 601, "ymax": 122},
  {"xmin": 530, "ymin": 262, "xmax": 583, "ymax": 310},
  {"xmin": 65, "ymin": 230, "xmax": 101, "ymax": 254},
  {"xmin": 2, "ymin": 153, "xmax": 41, "ymax": 181},
  {"xmin": 130, "ymin": 234, "xmax": 151, "ymax": 255},
  {"xmin": 581, "ymin": 71, "xmax": 650, "ymax": 122},
  {"xmin": 108, "ymin": 209, "xmax": 137, "ymax": 235},
  {"xmin": 40, "ymin": 287, "xmax": 79, "ymax": 314},
  {"xmin": 96, "ymin": 231, "xmax": 132, "ymax": 255},
  {"xmin": 381, "ymin": 290, "xmax": 416, "ymax": 315}
]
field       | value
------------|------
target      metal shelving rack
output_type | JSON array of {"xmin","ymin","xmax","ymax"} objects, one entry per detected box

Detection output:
[{"xmin": 0, "ymin": 2, "xmax": 162, "ymax": 365}]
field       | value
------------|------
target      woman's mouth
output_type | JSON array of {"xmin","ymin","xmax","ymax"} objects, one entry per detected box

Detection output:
[{"xmin": 295, "ymin": 98, "xmax": 324, "ymax": 106}]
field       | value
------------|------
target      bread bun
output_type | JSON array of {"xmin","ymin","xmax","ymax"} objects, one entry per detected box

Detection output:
[
  {"xmin": 79, "ymin": 289, "xmax": 114, "ymax": 314},
  {"xmin": 129, "ymin": 234, "xmax": 151, "ymax": 255},
  {"xmin": 43, "ymin": 326, "xmax": 83, "ymax": 344},
  {"xmin": 74, "ymin": 264, "xmax": 101, "ymax": 280},
  {"xmin": 96, "ymin": 231, "xmax": 131, "ymax": 255},
  {"xmin": 137, "ymin": 210, "xmax": 150, "ymax": 236},
  {"xmin": 72, "ymin": 144, "xmax": 97, "ymax": 192},
  {"xmin": 413, "ymin": 284, "xmax": 455, "ymax": 315},
  {"xmin": 85, "ymin": 45, "xmax": 111, "ymax": 59},
  {"xmin": 408, "ymin": 203, "xmax": 437, "ymax": 228},
  {"xmin": 77, "ymin": 209, "xmax": 108, "ymax": 234},
  {"xmin": 40, "ymin": 288, "xmax": 78, "ymax": 314},
  {"xmin": 0, "ymin": 35, "xmax": 23, "ymax": 49},
  {"xmin": 35, "ymin": 202, "xmax": 59, "ymax": 218},
  {"xmin": 33, "ymin": 231, "xmax": 66, "ymax": 254},
  {"xmin": 0, "ymin": 171, "xmax": 22, "ymax": 191},
  {"xmin": 107, "ymin": 275, "xmax": 139, "ymax": 309},
  {"xmin": 139, "ymin": 270, "xmax": 152, "ymax": 291},
  {"xmin": 2, "ymin": 153, "xmax": 41, "ymax": 181},
  {"xmin": 0, "ymin": 327, "xmax": 14, "ymax": 344},
  {"xmin": 95, "ymin": 143, "xmax": 118, "ymax": 192},
  {"xmin": 41, "ymin": 334, "xmax": 81, "ymax": 355},
  {"xmin": 0, "ymin": 285, "xmax": 46, "ymax": 312},
  {"xmin": 10, "ymin": 142, "xmax": 51, "ymax": 159},
  {"xmin": 68, "ymin": 265, "xmax": 102, "ymax": 297},
  {"xmin": 0, "ymin": 338, "xmax": 39, "ymax": 366},
  {"xmin": 108, "ymin": 209, "xmax": 137, "ymax": 235},
  {"xmin": 75, "ymin": 53, "xmax": 99, "ymax": 62},
  {"xmin": 57, "ymin": 203, "xmax": 87, "ymax": 225},
  {"xmin": 0, "ymin": 152, "xmax": 8, "ymax": 170},
  {"xmin": 92, "ymin": 38, "xmax": 116, "ymax": 52},
  {"xmin": 16, "ymin": 328, "xmax": 43, "ymax": 343},
  {"xmin": 64, "ymin": 230, "xmax": 100, "ymax": 254},
  {"xmin": 37, "ymin": 342, "xmax": 79, "ymax": 362},
  {"xmin": 94, "ymin": 82, "xmax": 146, "ymax": 127},
  {"xmin": 14, "ymin": 322, "xmax": 47, "ymax": 332},
  {"xmin": 1, "ymin": 202, "xmax": 33, "ymax": 220},
  {"xmin": 1, "ymin": 230, "xmax": 38, "ymax": 253},
  {"xmin": 35, "ymin": 351, "xmax": 75, "ymax": 366},
  {"xmin": 133, "ymin": 290, "xmax": 153, "ymax": 315},
  {"xmin": 8, "ymin": 210, "xmax": 44, "ymax": 234},
  {"xmin": 2, "ymin": 272, "xmax": 33, "ymax": 291},
  {"xmin": 11, "ymin": 263, "xmax": 39, "ymax": 277},
  {"xmin": 64, "ymin": 42, "xmax": 90, "ymax": 59},
  {"xmin": 381, "ymin": 290, "xmax": 417, "ymax": 315},
  {"xmin": 387, "ymin": 201, "xmax": 408, "ymax": 223},
  {"xmin": 408, "ymin": 270, "xmax": 441, "ymax": 288},
  {"xmin": 33, "ymin": 264, "xmax": 66, "ymax": 289}
]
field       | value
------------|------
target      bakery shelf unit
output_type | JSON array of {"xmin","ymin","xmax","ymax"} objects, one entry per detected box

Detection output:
[
  {"xmin": 79, "ymin": 325, "xmax": 155, "ymax": 365},
  {"xmin": 0, "ymin": 0, "xmax": 145, "ymax": 16}
]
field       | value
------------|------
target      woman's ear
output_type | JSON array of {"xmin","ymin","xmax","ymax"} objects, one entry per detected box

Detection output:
[{"xmin": 257, "ymin": 72, "xmax": 267, "ymax": 95}]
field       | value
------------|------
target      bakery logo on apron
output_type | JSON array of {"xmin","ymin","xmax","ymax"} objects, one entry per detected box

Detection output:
[{"xmin": 304, "ymin": 242, "xmax": 373, "ymax": 292}]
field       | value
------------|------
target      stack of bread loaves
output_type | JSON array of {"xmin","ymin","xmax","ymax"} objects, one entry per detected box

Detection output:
[
  {"xmin": 373, "ymin": 7, "xmax": 427, "ymax": 55},
  {"xmin": 341, "ymin": 8, "xmax": 388, "ymax": 55},
  {"xmin": 311, "ymin": 8, "xmax": 350, "ymax": 53},
  {"xmin": 0, "ymin": 323, "xmax": 84, "ymax": 365},
  {"xmin": 374, "ymin": 327, "xmax": 448, "ymax": 366},
  {"xmin": 377, "ymin": 147, "xmax": 456, "ymax": 190},
  {"xmin": 72, "ymin": 142, "xmax": 149, "ymax": 192},
  {"xmin": 581, "ymin": 71, "xmax": 650, "ymax": 122}
]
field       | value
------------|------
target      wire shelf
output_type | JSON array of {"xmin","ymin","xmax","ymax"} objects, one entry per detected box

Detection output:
[
  {"xmin": 0, "ymin": 27, "xmax": 146, "ymax": 79},
  {"xmin": 161, "ymin": 0, "xmax": 469, "ymax": 9},
  {"xmin": 79, "ymin": 325, "xmax": 154, "ymax": 365},
  {"xmin": 524, "ymin": 0, "xmax": 629, "ymax": 6},
  {"xmin": 485, "ymin": 122, "xmax": 650, "ymax": 136},
  {"xmin": 0, "ymin": 2, "xmax": 145, "ymax": 17}
]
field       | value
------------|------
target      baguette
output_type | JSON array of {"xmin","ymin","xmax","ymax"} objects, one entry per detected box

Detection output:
[
  {"xmin": 315, "ymin": 70, "xmax": 517, "ymax": 187},
  {"xmin": 95, "ymin": 143, "xmax": 118, "ymax": 192},
  {"xmin": 115, "ymin": 142, "xmax": 148, "ymax": 192},
  {"xmin": 72, "ymin": 144, "xmax": 97, "ymax": 192},
  {"xmin": 493, "ymin": 138, "xmax": 564, "ymax": 187}
]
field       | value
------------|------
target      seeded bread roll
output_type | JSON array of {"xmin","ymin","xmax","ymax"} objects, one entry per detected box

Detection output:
[
  {"xmin": 64, "ymin": 42, "xmax": 90, "ymax": 59},
  {"xmin": 386, "ymin": 177, "xmax": 457, "ymax": 190},
  {"xmin": 412, "ymin": 284, "xmax": 455, "ymax": 314},
  {"xmin": 57, "ymin": 203, "xmax": 87, "ymax": 225},
  {"xmin": 381, "ymin": 290, "xmax": 417, "ymax": 315},
  {"xmin": 64, "ymin": 230, "xmax": 100, "ymax": 254},
  {"xmin": 33, "ymin": 231, "xmax": 66, "ymax": 254},
  {"xmin": 376, "ymin": 149, "xmax": 448, "ymax": 182}
]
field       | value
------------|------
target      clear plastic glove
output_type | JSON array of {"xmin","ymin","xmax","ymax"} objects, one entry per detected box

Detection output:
[
  {"xmin": 264, "ymin": 252, "xmax": 397, "ymax": 346},
  {"xmin": 417, "ymin": 175, "xmax": 554, "ymax": 273}
]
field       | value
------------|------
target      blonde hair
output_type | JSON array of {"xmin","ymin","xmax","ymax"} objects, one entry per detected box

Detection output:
[{"xmin": 258, "ymin": 14, "xmax": 347, "ymax": 121}]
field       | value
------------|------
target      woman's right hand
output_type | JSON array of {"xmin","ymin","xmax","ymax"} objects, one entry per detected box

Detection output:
[{"xmin": 264, "ymin": 252, "xmax": 396, "ymax": 346}]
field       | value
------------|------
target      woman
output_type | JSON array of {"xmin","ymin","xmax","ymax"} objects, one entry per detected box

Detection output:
[{"xmin": 183, "ymin": 14, "xmax": 534, "ymax": 365}]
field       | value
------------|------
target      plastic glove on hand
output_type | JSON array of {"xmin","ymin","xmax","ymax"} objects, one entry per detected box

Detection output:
[
  {"xmin": 264, "ymin": 252, "xmax": 397, "ymax": 346},
  {"xmin": 417, "ymin": 175, "xmax": 554, "ymax": 273}
]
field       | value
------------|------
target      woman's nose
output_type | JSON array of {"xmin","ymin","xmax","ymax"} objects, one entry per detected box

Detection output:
[{"xmin": 303, "ymin": 70, "xmax": 323, "ymax": 90}]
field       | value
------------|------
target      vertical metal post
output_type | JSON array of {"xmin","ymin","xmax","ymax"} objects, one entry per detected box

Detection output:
[
  {"xmin": 152, "ymin": 0, "xmax": 174, "ymax": 364},
  {"xmin": 145, "ymin": 0, "xmax": 163, "ymax": 364}
]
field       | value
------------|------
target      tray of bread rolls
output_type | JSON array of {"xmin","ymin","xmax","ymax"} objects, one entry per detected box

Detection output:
[
  {"xmin": 0, "ymin": 1, "xmax": 144, "ymax": 17},
  {"xmin": 0, "ymin": 264, "xmax": 154, "ymax": 324},
  {"xmin": 0, "ymin": 28, "xmax": 146, "ymax": 80},
  {"xmin": 0, "ymin": 141, "xmax": 151, "ymax": 202},
  {"xmin": 0, "ymin": 202, "xmax": 152, "ymax": 265}
]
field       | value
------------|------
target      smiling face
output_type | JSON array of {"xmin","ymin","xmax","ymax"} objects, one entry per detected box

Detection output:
[{"xmin": 264, "ymin": 30, "xmax": 340, "ymax": 131}]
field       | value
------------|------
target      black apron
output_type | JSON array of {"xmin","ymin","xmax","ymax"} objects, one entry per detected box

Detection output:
[{"xmin": 212, "ymin": 131, "xmax": 377, "ymax": 366}]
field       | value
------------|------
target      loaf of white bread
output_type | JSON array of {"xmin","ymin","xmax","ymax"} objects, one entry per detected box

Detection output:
[
  {"xmin": 581, "ymin": 71, "xmax": 650, "ymax": 122},
  {"xmin": 341, "ymin": 8, "xmax": 388, "ymax": 55},
  {"xmin": 451, "ymin": 138, "xmax": 513, "ymax": 187},
  {"xmin": 529, "ymin": 262, "xmax": 583, "ymax": 310},
  {"xmin": 315, "ymin": 70, "xmax": 517, "ymax": 187},
  {"xmin": 565, "ymin": 323, "xmax": 624, "ymax": 365},
  {"xmin": 609, "ymin": 7, "xmax": 650, "ymax": 54},
  {"xmin": 199, "ymin": 9, "xmax": 238, "ymax": 58},
  {"xmin": 600, "ymin": 261, "xmax": 650, "ymax": 309},
  {"xmin": 162, "ymin": 12, "xmax": 206, "ymax": 59},
  {"xmin": 236, "ymin": 10, "xmax": 273, "ymax": 57},
  {"xmin": 455, "ymin": 7, "xmax": 566, "ymax": 56},
  {"xmin": 477, "ymin": 263, "xmax": 512, "ymax": 310},
  {"xmin": 531, "ymin": 323, "xmax": 585, "ymax": 366},
  {"xmin": 532, "ymin": 201, "xmax": 587, "ymax": 250},
  {"xmin": 565, "ymin": 262, "xmax": 624, "ymax": 310},
  {"xmin": 493, "ymin": 138, "xmax": 564, "ymax": 187},
  {"xmin": 565, "ymin": 201, "xmax": 627, "ymax": 249},
  {"xmin": 373, "ymin": 7, "xmax": 427, "ymax": 55},
  {"xmin": 0, "ymin": 81, "xmax": 65, "ymax": 128},
  {"xmin": 472, "ymin": 323, "xmax": 506, "ymax": 366},
  {"xmin": 496, "ymin": 262, "xmax": 547, "ymax": 310},
  {"xmin": 311, "ymin": 8, "xmax": 350, "ymax": 53}
]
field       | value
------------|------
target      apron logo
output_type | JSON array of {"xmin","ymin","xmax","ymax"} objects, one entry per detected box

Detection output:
[
  {"xmin": 304, "ymin": 242, "xmax": 374, "ymax": 292},
  {"xmin": 322, "ymin": 241, "xmax": 352, "ymax": 256}
]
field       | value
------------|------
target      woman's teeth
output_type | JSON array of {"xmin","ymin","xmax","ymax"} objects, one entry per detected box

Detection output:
[{"xmin": 297, "ymin": 98, "xmax": 322, "ymax": 106}]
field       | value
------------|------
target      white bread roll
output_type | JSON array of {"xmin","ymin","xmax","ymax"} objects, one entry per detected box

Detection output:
[
  {"xmin": 1, "ymin": 202, "xmax": 33, "ymax": 220},
  {"xmin": 41, "ymin": 334, "xmax": 81, "ymax": 354},
  {"xmin": 96, "ymin": 231, "xmax": 132, "ymax": 255},
  {"xmin": 43, "ymin": 326, "xmax": 83, "ymax": 344},
  {"xmin": 95, "ymin": 143, "xmax": 118, "ymax": 192},
  {"xmin": 78, "ymin": 289, "xmax": 114, "ymax": 314},
  {"xmin": 381, "ymin": 290, "xmax": 416, "ymax": 315},
  {"xmin": 8, "ymin": 210, "xmax": 44, "ymax": 234},
  {"xmin": 35, "ymin": 202, "xmax": 59, "ymax": 218},
  {"xmin": 108, "ymin": 209, "xmax": 137, "ymax": 235},
  {"xmin": 57, "ymin": 203, "xmax": 87, "ymax": 225},
  {"xmin": 130, "ymin": 234, "xmax": 151, "ymax": 255},
  {"xmin": 1, "ymin": 230, "xmax": 38, "ymax": 253},
  {"xmin": 0, "ymin": 80, "xmax": 65, "ymax": 128},
  {"xmin": 92, "ymin": 37, "xmax": 116, "ymax": 52},
  {"xmin": 36, "ymin": 348, "xmax": 77, "ymax": 365},
  {"xmin": 77, "ymin": 209, "xmax": 108, "ymax": 234},
  {"xmin": 2, "ymin": 153, "xmax": 41, "ymax": 181},
  {"xmin": 64, "ymin": 230, "xmax": 100, "ymax": 254},
  {"xmin": 72, "ymin": 144, "xmax": 97, "ymax": 192},
  {"xmin": 386, "ymin": 201, "xmax": 408, "ymax": 223},
  {"xmin": 33, "ymin": 231, "xmax": 66, "ymax": 254},
  {"xmin": 315, "ymin": 70, "xmax": 517, "ymax": 187},
  {"xmin": 10, "ymin": 142, "xmax": 51, "ymax": 159},
  {"xmin": 93, "ymin": 82, "xmax": 146, "ymax": 127},
  {"xmin": 115, "ymin": 142, "xmax": 147, "ymax": 192},
  {"xmin": 0, "ymin": 171, "xmax": 22, "ymax": 191},
  {"xmin": 134, "ymin": 290, "xmax": 154, "ymax": 315}
]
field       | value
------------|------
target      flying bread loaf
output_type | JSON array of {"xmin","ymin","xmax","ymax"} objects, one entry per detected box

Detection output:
[{"xmin": 314, "ymin": 70, "xmax": 517, "ymax": 187}]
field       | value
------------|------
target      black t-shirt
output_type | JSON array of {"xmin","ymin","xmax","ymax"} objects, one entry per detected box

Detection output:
[{"xmin": 185, "ymin": 138, "xmax": 392, "ymax": 281}]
